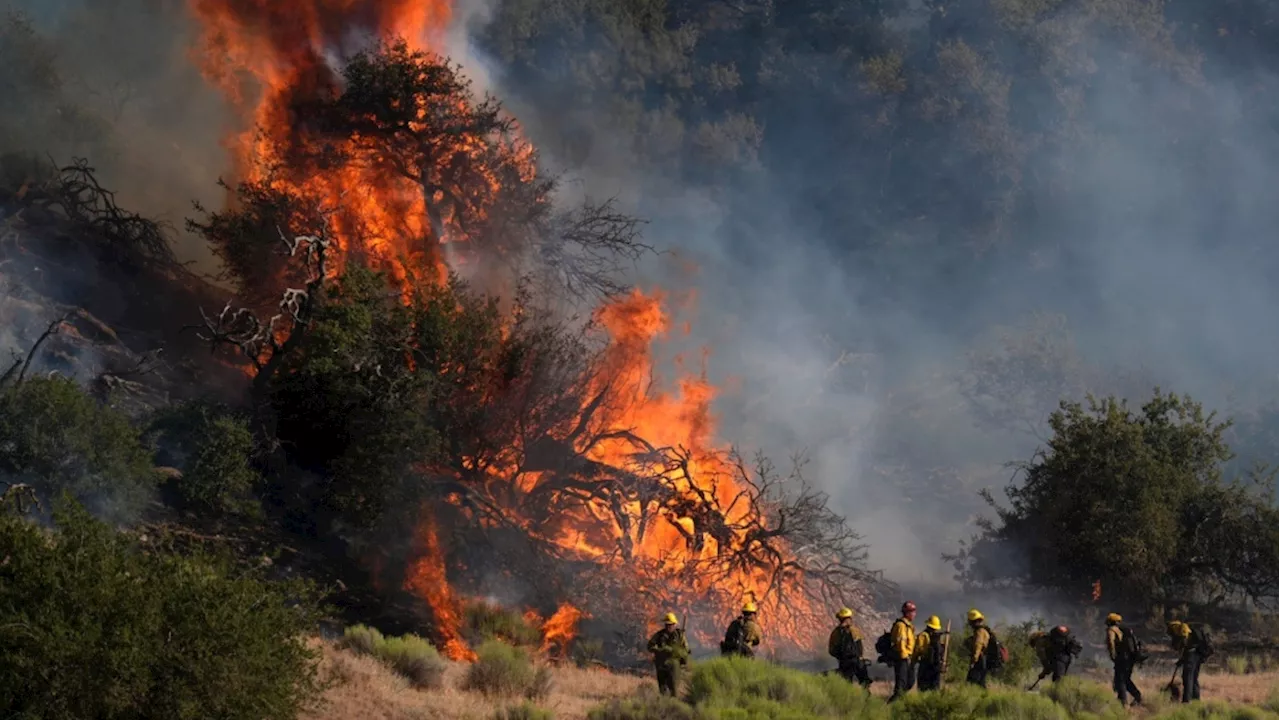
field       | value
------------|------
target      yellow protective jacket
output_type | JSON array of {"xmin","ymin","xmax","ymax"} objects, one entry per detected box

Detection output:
[
  {"xmin": 828, "ymin": 624, "xmax": 864, "ymax": 662},
  {"xmin": 889, "ymin": 617, "xmax": 915, "ymax": 661},
  {"xmin": 647, "ymin": 627, "xmax": 690, "ymax": 669},
  {"xmin": 1106, "ymin": 625, "xmax": 1123, "ymax": 663},
  {"xmin": 965, "ymin": 624, "xmax": 990, "ymax": 665},
  {"xmin": 913, "ymin": 629, "xmax": 940, "ymax": 665},
  {"xmin": 1168, "ymin": 622, "xmax": 1196, "ymax": 664}
]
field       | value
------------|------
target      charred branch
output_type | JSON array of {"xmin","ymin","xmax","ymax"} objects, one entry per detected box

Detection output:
[{"xmin": 6, "ymin": 157, "xmax": 177, "ymax": 271}]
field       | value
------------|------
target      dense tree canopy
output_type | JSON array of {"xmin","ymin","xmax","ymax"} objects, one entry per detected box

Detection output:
[{"xmin": 950, "ymin": 390, "xmax": 1278, "ymax": 607}]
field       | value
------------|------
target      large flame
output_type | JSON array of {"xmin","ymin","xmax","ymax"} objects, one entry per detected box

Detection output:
[{"xmin": 190, "ymin": 0, "xmax": 836, "ymax": 660}]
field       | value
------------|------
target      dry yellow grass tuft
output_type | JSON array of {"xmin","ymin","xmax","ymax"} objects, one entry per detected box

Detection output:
[{"xmin": 302, "ymin": 638, "xmax": 645, "ymax": 720}]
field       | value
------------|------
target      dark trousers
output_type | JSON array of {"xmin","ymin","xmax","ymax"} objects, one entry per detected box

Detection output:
[
  {"xmin": 917, "ymin": 663, "xmax": 942, "ymax": 691},
  {"xmin": 1051, "ymin": 656, "xmax": 1071, "ymax": 682},
  {"xmin": 888, "ymin": 659, "xmax": 913, "ymax": 700},
  {"xmin": 1113, "ymin": 661, "xmax": 1142, "ymax": 704},
  {"xmin": 1181, "ymin": 652, "xmax": 1202, "ymax": 702},
  {"xmin": 966, "ymin": 658, "xmax": 988, "ymax": 687},
  {"xmin": 837, "ymin": 661, "xmax": 871, "ymax": 687},
  {"xmin": 655, "ymin": 664, "xmax": 679, "ymax": 696}
]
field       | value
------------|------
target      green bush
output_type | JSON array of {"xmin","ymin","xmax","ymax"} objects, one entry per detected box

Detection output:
[
  {"xmin": 573, "ymin": 637, "xmax": 606, "ymax": 667},
  {"xmin": 0, "ymin": 376, "xmax": 155, "ymax": 519},
  {"xmin": 341, "ymin": 623, "xmax": 385, "ymax": 656},
  {"xmin": 464, "ymin": 640, "xmax": 552, "ymax": 699},
  {"xmin": 148, "ymin": 400, "xmax": 260, "ymax": 515},
  {"xmin": 0, "ymin": 498, "xmax": 323, "ymax": 719},
  {"xmin": 685, "ymin": 656, "xmax": 887, "ymax": 718},
  {"xmin": 1041, "ymin": 677, "xmax": 1127, "ymax": 719},
  {"xmin": 891, "ymin": 683, "xmax": 1068, "ymax": 720},
  {"xmin": 466, "ymin": 601, "xmax": 543, "ymax": 647},
  {"xmin": 492, "ymin": 702, "xmax": 554, "ymax": 720},
  {"xmin": 339, "ymin": 624, "xmax": 446, "ymax": 689},
  {"xmin": 588, "ymin": 693, "xmax": 699, "ymax": 720},
  {"xmin": 380, "ymin": 634, "xmax": 447, "ymax": 689}
]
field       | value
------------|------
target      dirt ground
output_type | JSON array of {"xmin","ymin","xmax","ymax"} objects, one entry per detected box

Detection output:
[{"xmin": 302, "ymin": 639, "xmax": 645, "ymax": 720}]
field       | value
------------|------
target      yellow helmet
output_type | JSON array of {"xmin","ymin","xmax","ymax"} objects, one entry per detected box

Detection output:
[
  {"xmin": 1106, "ymin": 613, "xmax": 1122, "ymax": 624},
  {"xmin": 966, "ymin": 609, "xmax": 984, "ymax": 623},
  {"xmin": 836, "ymin": 607, "xmax": 854, "ymax": 620},
  {"xmin": 663, "ymin": 612, "xmax": 678, "ymax": 625},
  {"xmin": 743, "ymin": 601, "xmax": 758, "ymax": 614},
  {"xmin": 926, "ymin": 615, "xmax": 942, "ymax": 630}
]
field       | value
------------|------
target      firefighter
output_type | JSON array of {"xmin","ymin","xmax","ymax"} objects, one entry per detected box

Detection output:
[
  {"xmin": 720, "ymin": 601, "xmax": 763, "ymax": 658},
  {"xmin": 827, "ymin": 607, "xmax": 871, "ymax": 687},
  {"xmin": 887, "ymin": 601, "xmax": 917, "ymax": 701},
  {"xmin": 963, "ymin": 609, "xmax": 992, "ymax": 688},
  {"xmin": 1167, "ymin": 620, "xmax": 1210, "ymax": 703},
  {"xmin": 1106, "ymin": 613, "xmax": 1143, "ymax": 706},
  {"xmin": 647, "ymin": 612, "xmax": 690, "ymax": 696},
  {"xmin": 1029, "ymin": 626, "xmax": 1078, "ymax": 685},
  {"xmin": 914, "ymin": 615, "xmax": 947, "ymax": 691}
]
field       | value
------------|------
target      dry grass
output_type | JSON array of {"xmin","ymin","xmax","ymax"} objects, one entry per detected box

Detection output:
[{"xmin": 302, "ymin": 639, "xmax": 644, "ymax": 720}]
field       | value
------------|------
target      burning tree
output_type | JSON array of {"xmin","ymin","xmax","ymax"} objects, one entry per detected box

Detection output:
[{"xmin": 189, "ymin": 6, "xmax": 887, "ymax": 661}]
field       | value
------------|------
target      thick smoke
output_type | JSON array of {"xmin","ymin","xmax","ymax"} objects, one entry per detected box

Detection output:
[
  {"xmin": 452, "ymin": 0, "xmax": 1279, "ymax": 594},
  {"xmin": 3, "ymin": 0, "xmax": 1275, "ymax": 602}
]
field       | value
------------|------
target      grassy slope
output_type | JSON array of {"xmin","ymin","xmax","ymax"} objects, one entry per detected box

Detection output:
[
  {"xmin": 304, "ymin": 639, "xmax": 644, "ymax": 720},
  {"xmin": 305, "ymin": 640, "xmax": 1276, "ymax": 719}
]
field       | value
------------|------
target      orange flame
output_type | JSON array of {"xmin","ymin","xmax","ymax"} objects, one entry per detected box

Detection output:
[
  {"xmin": 403, "ymin": 509, "xmax": 475, "ymax": 661},
  {"xmin": 1091, "ymin": 579, "xmax": 1102, "ymax": 602},
  {"xmin": 190, "ymin": 0, "xmax": 836, "ymax": 659},
  {"xmin": 524, "ymin": 603, "xmax": 586, "ymax": 660}
]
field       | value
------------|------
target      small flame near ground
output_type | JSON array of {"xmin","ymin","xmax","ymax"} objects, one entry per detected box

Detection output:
[{"xmin": 1091, "ymin": 580, "xmax": 1102, "ymax": 603}]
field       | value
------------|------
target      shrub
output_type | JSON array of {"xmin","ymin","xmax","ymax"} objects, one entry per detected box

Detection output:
[
  {"xmin": 0, "ymin": 498, "xmax": 323, "ymax": 719},
  {"xmin": 379, "ymin": 634, "xmax": 447, "ymax": 689},
  {"xmin": 492, "ymin": 702, "xmax": 554, "ymax": 720},
  {"xmin": 147, "ymin": 400, "xmax": 260, "ymax": 515},
  {"xmin": 0, "ymin": 375, "xmax": 155, "ymax": 519},
  {"xmin": 1226, "ymin": 655, "xmax": 1249, "ymax": 674},
  {"xmin": 573, "ymin": 637, "xmax": 606, "ymax": 667},
  {"xmin": 465, "ymin": 640, "xmax": 552, "ymax": 699},
  {"xmin": 339, "ymin": 624, "xmax": 446, "ymax": 689},
  {"xmin": 588, "ymin": 694, "xmax": 699, "ymax": 720},
  {"xmin": 685, "ymin": 656, "xmax": 886, "ymax": 718},
  {"xmin": 892, "ymin": 683, "xmax": 1070, "ymax": 720},
  {"xmin": 466, "ymin": 601, "xmax": 543, "ymax": 647},
  {"xmin": 1041, "ymin": 677, "xmax": 1127, "ymax": 719}
]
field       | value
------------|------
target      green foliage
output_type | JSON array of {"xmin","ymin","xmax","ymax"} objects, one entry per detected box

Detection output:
[
  {"xmin": 0, "ymin": 498, "xmax": 323, "ymax": 719},
  {"xmin": 891, "ymin": 683, "xmax": 1070, "ymax": 720},
  {"xmin": 464, "ymin": 640, "xmax": 552, "ymax": 699},
  {"xmin": 952, "ymin": 389, "xmax": 1280, "ymax": 605},
  {"xmin": 148, "ymin": 400, "xmax": 260, "ymax": 515},
  {"xmin": 588, "ymin": 693, "xmax": 699, "ymax": 720},
  {"xmin": 1041, "ymin": 677, "xmax": 1126, "ymax": 718},
  {"xmin": 466, "ymin": 601, "xmax": 544, "ymax": 647},
  {"xmin": 340, "ymin": 624, "xmax": 447, "ymax": 689},
  {"xmin": 593, "ymin": 660, "xmax": 1278, "ymax": 719},
  {"xmin": 1149, "ymin": 702, "xmax": 1276, "ymax": 720},
  {"xmin": 0, "ymin": 375, "xmax": 155, "ymax": 520},
  {"xmin": 684, "ymin": 656, "xmax": 887, "ymax": 718},
  {"xmin": 492, "ymin": 702, "xmax": 554, "ymax": 720}
]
